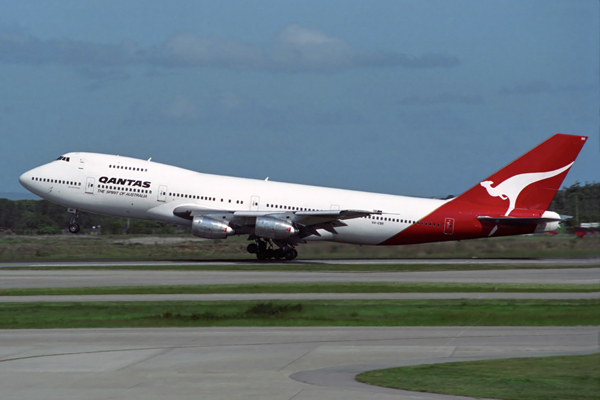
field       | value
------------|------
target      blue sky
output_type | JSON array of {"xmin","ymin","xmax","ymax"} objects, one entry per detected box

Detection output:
[{"xmin": 2, "ymin": 0, "xmax": 598, "ymax": 199}]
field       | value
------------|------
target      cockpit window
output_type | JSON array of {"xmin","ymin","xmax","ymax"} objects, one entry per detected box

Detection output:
[{"xmin": 56, "ymin": 156, "xmax": 70, "ymax": 162}]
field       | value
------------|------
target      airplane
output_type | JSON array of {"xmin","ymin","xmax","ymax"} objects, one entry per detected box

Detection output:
[{"xmin": 19, "ymin": 133, "xmax": 587, "ymax": 260}]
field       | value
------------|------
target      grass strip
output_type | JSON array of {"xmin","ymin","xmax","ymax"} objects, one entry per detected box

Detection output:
[
  {"xmin": 0, "ymin": 282, "xmax": 598, "ymax": 296},
  {"xmin": 1, "ymin": 234, "xmax": 599, "ymax": 262},
  {"xmin": 356, "ymin": 353, "xmax": 600, "ymax": 400},
  {"xmin": 3, "ymin": 263, "xmax": 599, "ymax": 272},
  {"xmin": 0, "ymin": 299, "xmax": 597, "ymax": 329}
]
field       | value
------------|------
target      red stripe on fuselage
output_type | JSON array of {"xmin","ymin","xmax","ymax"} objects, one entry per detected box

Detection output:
[{"xmin": 380, "ymin": 200, "xmax": 542, "ymax": 246}]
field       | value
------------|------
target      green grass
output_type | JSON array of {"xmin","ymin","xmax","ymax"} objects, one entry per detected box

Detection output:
[
  {"xmin": 5, "ymin": 263, "xmax": 600, "ymax": 272},
  {"xmin": 0, "ymin": 282, "xmax": 598, "ymax": 296},
  {"xmin": 0, "ymin": 234, "xmax": 598, "ymax": 262},
  {"xmin": 0, "ymin": 299, "xmax": 597, "ymax": 328},
  {"xmin": 357, "ymin": 353, "xmax": 600, "ymax": 400}
]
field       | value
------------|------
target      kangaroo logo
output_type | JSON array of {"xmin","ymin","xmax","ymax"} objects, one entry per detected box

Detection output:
[{"xmin": 480, "ymin": 162, "xmax": 573, "ymax": 216}]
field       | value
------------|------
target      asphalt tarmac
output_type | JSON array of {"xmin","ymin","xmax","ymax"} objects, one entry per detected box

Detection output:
[
  {"xmin": 1, "ymin": 292, "xmax": 598, "ymax": 302},
  {"xmin": 0, "ymin": 327, "xmax": 597, "ymax": 400},
  {"xmin": 1, "ymin": 261, "xmax": 597, "ymax": 399},
  {"xmin": 1, "ymin": 267, "xmax": 599, "ymax": 289},
  {"xmin": 1, "ymin": 257, "xmax": 599, "ymax": 268}
]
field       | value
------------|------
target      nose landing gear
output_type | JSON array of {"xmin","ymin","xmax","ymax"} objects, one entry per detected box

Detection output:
[{"xmin": 68, "ymin": 208, "xmax": 80, "ymax": 234}]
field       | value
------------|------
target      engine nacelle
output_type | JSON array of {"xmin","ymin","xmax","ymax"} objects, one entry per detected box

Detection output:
[
  {"xmin": 255, "ymin": 216, "xmax": 298, "ymax": 240},
  {"xmin": 192, "ymin": 216, "xmax": 235, "ymax": 239}
]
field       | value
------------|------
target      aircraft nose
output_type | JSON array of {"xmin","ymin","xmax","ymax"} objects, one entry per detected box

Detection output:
[
  {"xmin": 19, "ymin": 171, "xmax": 30, "ymax": 188},
  {"xmin": 19, "ymin": 169, "xmax": 35, "ymax": 190}
]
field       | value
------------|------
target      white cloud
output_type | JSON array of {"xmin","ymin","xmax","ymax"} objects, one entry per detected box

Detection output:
[
  {"xmin": 0, "ymin": 24, "xmax": 460, "ymax": 73},
  {"xmin": 276, "ymin": 24, "xmax": 344, "ymax": 47},
  {"xmin": 161, "ymin": 94, "xmax": 199, "ymax": 120},
  {"xmin": 159, "ymin": 33, "xmax": 263, "ymax": 69},
  {"xmin": 126, "ymin": 91, "xmax": 366, "ymax": 128}
]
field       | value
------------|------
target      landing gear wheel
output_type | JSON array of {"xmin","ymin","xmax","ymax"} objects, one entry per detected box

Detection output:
[
  {"xmin": 68, "ymin": 223, "xmax": 80, "ymax": 234},
  {"xmin": 284, "ymin": 248, "xmax": 298, "ymax": 260},
  {"xmin": 68, "ymin": 209, "xmax": 80, "ymax": 234},
  {"xmin": 258, "ymin": 240, "xmax": 267, "ymax": 252},
  {"xmin": 284, "ymin": 250, "xmax": 294, "ymax": 260},
  {"xmin": 273, "ymin": 249, "xmax": 284, "ymax": 259},
  {"xmin": 254, "ymin": 239, "xmax": 275, "ymax": 260}
]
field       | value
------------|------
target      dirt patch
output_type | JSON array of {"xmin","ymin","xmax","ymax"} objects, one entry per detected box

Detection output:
[{"xmin": 115, "ymin": 237, "xmax": 208, "ymax": 245}]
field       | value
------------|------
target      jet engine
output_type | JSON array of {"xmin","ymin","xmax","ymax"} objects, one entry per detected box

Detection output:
[
  {"xmin": 192, "ymin": 216, "xmax": 235, "ymax": 239},
  {"xmin": 255, "ymin": 216, "xmax": 298, "ymax": 239}
]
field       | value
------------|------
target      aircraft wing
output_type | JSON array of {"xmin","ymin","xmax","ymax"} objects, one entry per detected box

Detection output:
[
  {"xmin": 173, "ymin": 205, "xmax": 378, "ymax": 220},
  {"xmin": 172, "ymin": 204, "xmax": 380, "ymax": 241}
]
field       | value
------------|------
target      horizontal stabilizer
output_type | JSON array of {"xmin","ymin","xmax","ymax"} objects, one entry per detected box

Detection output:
[{"xmin": 477, "ymin": 216, "xmax": 562, "ymax": 226}]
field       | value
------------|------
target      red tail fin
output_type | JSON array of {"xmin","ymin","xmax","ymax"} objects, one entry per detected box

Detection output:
[{"xmin": 454, "ymin": 134, "xmax": 587, "ymax": 216}]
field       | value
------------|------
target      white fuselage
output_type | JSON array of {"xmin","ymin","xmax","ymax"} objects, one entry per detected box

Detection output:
[{"xmin": 19, "ymin": 152, "xmax": 446, "ymax": 245}]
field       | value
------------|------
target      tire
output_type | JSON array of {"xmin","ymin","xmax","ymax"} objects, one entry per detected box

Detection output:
[
  {"xmin": 284, "ymin": 249, "xmax": 297, "ymax": 260},
  {"xmin": 247, "ymin": 243, "xmax": 258, "ymax": 254},
  {"xmin": 68, "ymin": 223, "xmax": 80, "ymax": 234}
]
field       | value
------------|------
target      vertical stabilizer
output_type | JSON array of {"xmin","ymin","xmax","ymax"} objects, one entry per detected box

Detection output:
[{"xmin": 453, "ymin": 134, "xmax": 587, "ymax": 215}]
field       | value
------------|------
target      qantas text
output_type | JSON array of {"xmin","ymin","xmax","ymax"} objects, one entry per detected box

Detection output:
[{"xmin": 99, "ymin": 176, "xmax": 151, "ymax": 188}]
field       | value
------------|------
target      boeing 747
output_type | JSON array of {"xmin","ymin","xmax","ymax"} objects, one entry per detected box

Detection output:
[{"xmin": 19, "ymin": 134, "xmax": 587, "ymax": 260}]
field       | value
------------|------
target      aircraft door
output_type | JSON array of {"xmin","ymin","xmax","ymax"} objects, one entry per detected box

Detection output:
[
  {"xmin": 85, "ymin": 177, "xmax": 95, "ymax": 194},
  {"xmin": 250, "ymin": 196, "xmax": 260, "ymax": 211},
  {"xmin": 444, "ymin": 218, "xmax": 454, "ymax": 235},
  {"xmin": 158, "ymin": 185, "xmax": 167, "ymax": 202}
]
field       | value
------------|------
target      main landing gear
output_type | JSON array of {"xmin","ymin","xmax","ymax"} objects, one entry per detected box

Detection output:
[
  {"xmin": 246, "ymin": 239, "xmax": 298, "ymax": 260},
  {"xmin": 68, "ymin": 209, "xmax": 80, "ymax": 234}
]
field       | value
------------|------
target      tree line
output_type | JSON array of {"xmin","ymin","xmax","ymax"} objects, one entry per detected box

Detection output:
[
  {"xmin": 0, "ymin": 198, "xmax": 176, "ymax": 235},
  {"xmin": 0, "ymin": 182, "xmax": 597, "ymax": 235},
  {"xmin": 549, "ymin": 182, "xmax": 600, "ymax": 226}
]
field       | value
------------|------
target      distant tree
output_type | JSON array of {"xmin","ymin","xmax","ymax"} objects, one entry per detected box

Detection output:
[
  {"xmin": 0, "ymin": 199, "xmax": 175, "ymax": 235},
  {"xmin": 3, "ymin": 182, "xmax": 596, "ymax": 235},
  {"xmin": 550, "ymin": 182, "xmax": 600, "ymax": 226}
]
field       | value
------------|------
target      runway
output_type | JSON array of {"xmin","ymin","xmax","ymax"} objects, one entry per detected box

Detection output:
[
  {"xmin": 1, "ymin": 261, "xmax": 597, "ymax": 399},
  {"xmin": 0, "ymin": 327, "xmax": 597, "ymax": 400},
  {"xmin": 1, "ymin": 257, "xmax": 599, "ymax": 268},
  {"xmin": 1, "ymin": 267, "xmax": 598, "ymax": 289},
  {"xmin": 1, "ymin": 292, "xmax": 598, "ymax": 302}
]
